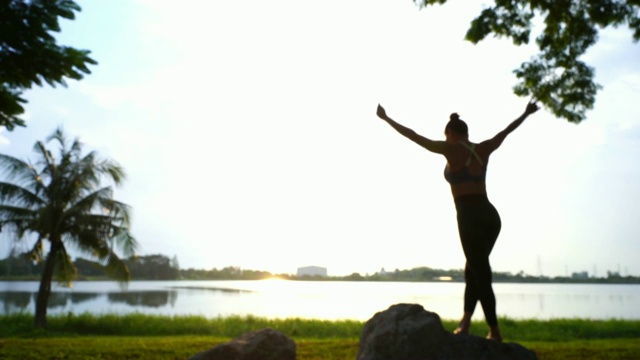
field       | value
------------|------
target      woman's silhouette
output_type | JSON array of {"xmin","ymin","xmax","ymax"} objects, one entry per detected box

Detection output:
[{"xmin": 375, "ymin": 101, "xmax": 539, "ymax": 342}]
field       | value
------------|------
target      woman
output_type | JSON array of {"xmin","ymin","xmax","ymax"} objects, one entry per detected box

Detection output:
[{"xmin": 375, "ymin": 101, "xmax": 539, "ymax": 342}]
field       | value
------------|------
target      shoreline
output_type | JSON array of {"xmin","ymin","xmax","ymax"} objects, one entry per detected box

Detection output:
[{"xmin": 2, "ymin": 277, "xmax": 639, "ymax": 284}]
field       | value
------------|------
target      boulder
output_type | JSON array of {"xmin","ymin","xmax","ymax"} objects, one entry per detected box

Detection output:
[
  {"xmin": 357, "ymin": 303, "xmax": 538, "ymax": 360},
  {"xmin": 189, "ymin": 328, "xmax": 296, "ymax": 360}
]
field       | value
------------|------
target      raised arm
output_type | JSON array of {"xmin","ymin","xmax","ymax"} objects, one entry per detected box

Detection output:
[
  {"xmin": 376, "ymin": 104, "xmax": 447, "ymax": 155},
  {"xmin": 483, "ymin": 101, "xmax": 539, "ymax": 152}
]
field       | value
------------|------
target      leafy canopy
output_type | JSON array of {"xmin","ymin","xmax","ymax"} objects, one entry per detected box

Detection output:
[
  {"xmin": 0, "ymin": 0, "xmax": 96, "ymax": 130},
  {"xmin": 414, "ymin": 0, "xmax": 640, "ymax": 123}
]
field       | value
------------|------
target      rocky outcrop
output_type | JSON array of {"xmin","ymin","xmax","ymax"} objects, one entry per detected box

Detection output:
[
  {"xmin": 189, "ymin": 328, "xmax": 295, "ymax": 360},
  {"xmin": 357, "ymin": 303, "xmax": 538, "ymax": 360}
]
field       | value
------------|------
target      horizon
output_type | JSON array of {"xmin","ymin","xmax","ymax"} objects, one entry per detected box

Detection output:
[{"xmin": 3, "ymin": 251, "xmax": 636, "ymax": 278}]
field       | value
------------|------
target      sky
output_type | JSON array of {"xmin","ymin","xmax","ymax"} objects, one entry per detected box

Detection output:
[{"xmin": 1, "ymin": 0, "xmax": 639, "ymax": 277}]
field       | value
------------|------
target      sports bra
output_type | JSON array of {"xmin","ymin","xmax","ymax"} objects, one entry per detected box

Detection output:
[{"xmin": 443, "ymin": 142, "xmax": 486, "ymax": 184}]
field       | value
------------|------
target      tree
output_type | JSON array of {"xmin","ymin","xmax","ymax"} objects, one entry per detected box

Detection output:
[
  {"xmin": 414, "ymin": 0, "xmax": 640, "ymax": 123},
  {"xmin": 125, "ymin": 254, "xmax": 180, "ymax": 280},
  {"xmin": 0, "ymin": 127, "xmax": 136, "ymax": 327},
  {"xmin": 0, "ymin": 252, "xmax": 39, "ymax": 277},
  {"xmin": 74, "ymin": 257, "xmax": 106, "ymax": 277},
  {"xmin": 0, "ymin": 0, "xmax": 96, "ymax": 130}
]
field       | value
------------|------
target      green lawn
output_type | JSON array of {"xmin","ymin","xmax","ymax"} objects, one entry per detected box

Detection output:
[
  {"xmin": 1, "ymin": 314, "xmax": 639, "ymax": 359},
  {"xmin": 2, "ymin": 337, "xmax": 639, "ymax": 360}
]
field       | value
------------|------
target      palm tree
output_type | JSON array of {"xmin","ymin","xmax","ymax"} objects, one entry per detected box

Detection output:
[{"xmin": 0, "ymin": 127, "xmax": 137, "ymax": 327}]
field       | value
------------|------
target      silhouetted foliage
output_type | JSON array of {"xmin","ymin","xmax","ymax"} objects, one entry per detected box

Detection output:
[
  {"xmin": 125, "ymin": 254, "xmax": 179, "ymax": 280},
  {"xmin": 0, "ymin": 0, "xmax": 96, "ymax": 130},
  {"xmin": 108, "ymin": 290, "xmax": 177, "ymax": 308},
  {"xmin": 414, "ymin": 0, "xmax": 640, "ymax": 123},
  {"xmin": 1, "ymin": 253, "xmax": 180, "ymax": 281},
  {"xmin": 179, "ymin": 266, "xmax": 273, "ymax": 280},
  {"xmin": 343, "ymin": 272, "xmax": 365, "ymax": 281},
  {"xmin": 74, "ymin": 257, "xmax": 106, "ymax": 277},
  {"xmin": 0, "ymin": 253, "xmax": 40, "ymax": 277}
]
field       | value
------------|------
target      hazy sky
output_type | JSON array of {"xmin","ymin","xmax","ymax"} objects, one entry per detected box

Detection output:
[{"xmin": 2, "ymin": 0, "xmax": 639, "ymax": 277}]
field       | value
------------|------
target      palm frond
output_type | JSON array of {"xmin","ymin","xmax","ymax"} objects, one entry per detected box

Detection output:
[
  {"xmin": 67, "ymin": 225, "xmax": 132, "ymax": 285},
  {"xmin": 54, "ymin": 246, "xmax": 78, "ymax": 287},
  {"xmin": 64, "ymin": 186, "xmax": 113, "ymax": 218},
  {"xmin": 104, "ymin": 252, "xmax": 131, "ymax": 286},
  {"xmin": 0, "ymin": 155, "xmax": 44, "ymax": 192},
  {"xmin": 79, "ymin": 151, "xmax": 96, "ymax": 165},
  {"xmin": 0, "ymin": 182, "xmax": 44, "ymax": 207},
  {"xmin": 110, "ymin": 228, "xmax": 138, "ymax": 258},
  {"xmin": 0, "ymin": 154, "xmax": 31, "ymax": 178},
  {"xmin": 99, "ymin": 197, "xmax": 132, "ymax": 226},
  {"xmin": 28, "ymin": 237, "xmax": 45, "ymax": 263},
  {"xmin": 97, "ymin": 158, "xmax": 126, "ymax": 186},
  {"xmin": 64, "ymin": 215, "xmax": 113, "ymax": 252},
  {"xmin": 75, "ymin": 151, "xmax": 101, "ymax": 187},
  {"xmin": 46, "ymin": 127, "xmax": 67, "ymax": 150},
  {"xmin": 0, "ymin": 205, "xmax": 37, "ymax": 236},
  {"xmin": 55, "ymin": 152, "xmax": 101, "ymax": 202},
  {"xmin": 66, "ymin": 214, "xmax": 113, "ymax": 239},
  {"xmin": 70, "ymin": 230, "xmax": 112, "ymax": 260},
  {"xmin": 69, "ymin": 136, "xmax": 84, "ymax": 160},
  {"xmin": 65, "ymin": 212, "xmax": 137, "ymax": 257},
  {"xmin": 0, "ymin": 204, "xmax": 36, "ymax": 220},
  {"xmin": 32, "ymin": 141, "xmax": 55, "ymax": 169},
  {"xmin": 63, "ymin": 189, "xmax": 133, "ymax": 236}
]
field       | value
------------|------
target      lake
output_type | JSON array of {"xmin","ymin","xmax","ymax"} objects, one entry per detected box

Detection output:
[{"xmin": 1, "ymin": 280, "xmax": 639, "ymax": 321}]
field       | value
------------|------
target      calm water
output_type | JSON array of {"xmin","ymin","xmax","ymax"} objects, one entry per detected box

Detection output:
[{"xmin": 1, "ymin": 280, "xmax": 639, "ymax": 321}]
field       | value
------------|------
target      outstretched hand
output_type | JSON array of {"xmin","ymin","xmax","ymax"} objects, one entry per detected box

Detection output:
[
  {"xmin": 525, "ymin": 100, "xmax": 539, "ymax": 115},
  {"xmin": 376, "ymin": 104, "xmax": 388, "ymax": 120}
]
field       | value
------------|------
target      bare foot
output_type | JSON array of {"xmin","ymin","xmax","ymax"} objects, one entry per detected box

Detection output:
[
  {"xmin": 487, "ymin": 326, "xmax": 503, "ymax": 342},
  {"xmin": 453, "ymin": 312, "xmax": 472, "ymax": 335},
  {"xmin": 453, "ymin": 326, "xmax": 469, "ymax": 335},
  {"xmin": 453, "ymin": 320, "xmax": 470, "ymax": 335}
]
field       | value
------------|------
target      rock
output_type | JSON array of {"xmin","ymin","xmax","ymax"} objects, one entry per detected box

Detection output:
[
  {"xmin": 357, "ymin": 303, "xmax": 538, "ymax": 360},
  {"xmin": 189, "ymin": 328, "xmax": 296, "ymax": 360}
]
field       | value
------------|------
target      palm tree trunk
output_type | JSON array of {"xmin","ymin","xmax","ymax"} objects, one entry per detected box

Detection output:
[{"xmin": 34, "ymin": 240, "xmax": 60, "ymax": 327}]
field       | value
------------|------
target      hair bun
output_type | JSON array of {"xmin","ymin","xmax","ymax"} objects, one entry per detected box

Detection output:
[{"xmin": 450, "ymin": 113, "xmax": 460, "ymax": 121}]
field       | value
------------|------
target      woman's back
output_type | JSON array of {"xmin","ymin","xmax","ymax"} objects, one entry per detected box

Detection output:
[{"xmin": 444, "ymin": 141, "xmax": 492, "ymax": 198}]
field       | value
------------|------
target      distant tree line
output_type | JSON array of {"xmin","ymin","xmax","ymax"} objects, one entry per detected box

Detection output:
[
  {"xmin": 0, "ymin": 253, "xmax": 180, "ymax": 281},
  {"xmin": 2, "ymin": 253, "xmax": 639, "ymax": 284},
  {"xmin": 0, "ymin": 253, "xmax": 42, "ymax": 278},
  {"xmin": 179, "ymin": 266, "xmax": 273, "ymax": 280},
  {"xmin": 178, "ymin": 266, "xmax": 640, "ymax": 284},
  {"xmin": 341, "ymin": 268, "xmax": 640, "ymax": 284},
  {"xmin": 125, "ymin": 255, "xmax": 180, "ymax": 280}
]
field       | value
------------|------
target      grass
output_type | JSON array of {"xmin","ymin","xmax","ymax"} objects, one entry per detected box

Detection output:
[
  {"xmin": 1, "ymin": 313, "xmax": 639, "ymax": 359},
  {"xmin": 0, "ymin": 312, "xmax": 364, "ymax": 338}
]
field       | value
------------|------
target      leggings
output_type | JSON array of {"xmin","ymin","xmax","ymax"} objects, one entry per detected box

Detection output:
[{"xmin": 454, "ymin": 194, "xmax": 502, "ymax": 327}]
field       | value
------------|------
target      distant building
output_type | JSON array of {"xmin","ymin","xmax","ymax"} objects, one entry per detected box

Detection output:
[
  {"xmin": 571, "ymin": 271, "xmax": 589, "ymax": 279},
  {"xmin": 297, "ymin": 266, "xmax": 327, "ymax": 277}
]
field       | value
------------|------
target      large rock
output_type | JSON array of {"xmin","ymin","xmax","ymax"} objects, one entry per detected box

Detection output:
[
  {"xmin": 190, "ymin": 328, "xmax": 296, "ymax": 360},
  {"xmin": 357, "ymin": 303, "xmax": 538, "ymax": 360}
]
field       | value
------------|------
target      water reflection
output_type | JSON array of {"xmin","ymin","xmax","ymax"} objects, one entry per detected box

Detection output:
[
  {"xmin": 48, "ymin": 292, "xmax": 70, "ymax": 309},
  {"xmin": 108, "ymin": 291, "xmax": 177, "ymax": 308},
  {"xmin": 169, "ymin": 286, "xmax": 253, "ymax": 294},
  {"xmin": 0, "ymin": 289, "xmax": 180, "ymax": 314},
  {"xmin": 0, "ymin": 284, "xmax": 254, "ymax": 315},
  {"xmin": 1, "ymin": 281, "xmax": 639, "ymax": 320},
  {"xmin": 70, "ymin": 292, "xmax": 100, "ymax": 304},
  {"xmin": 1, "ymin": 291, "xmax": 31, "ymax": 314}
]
